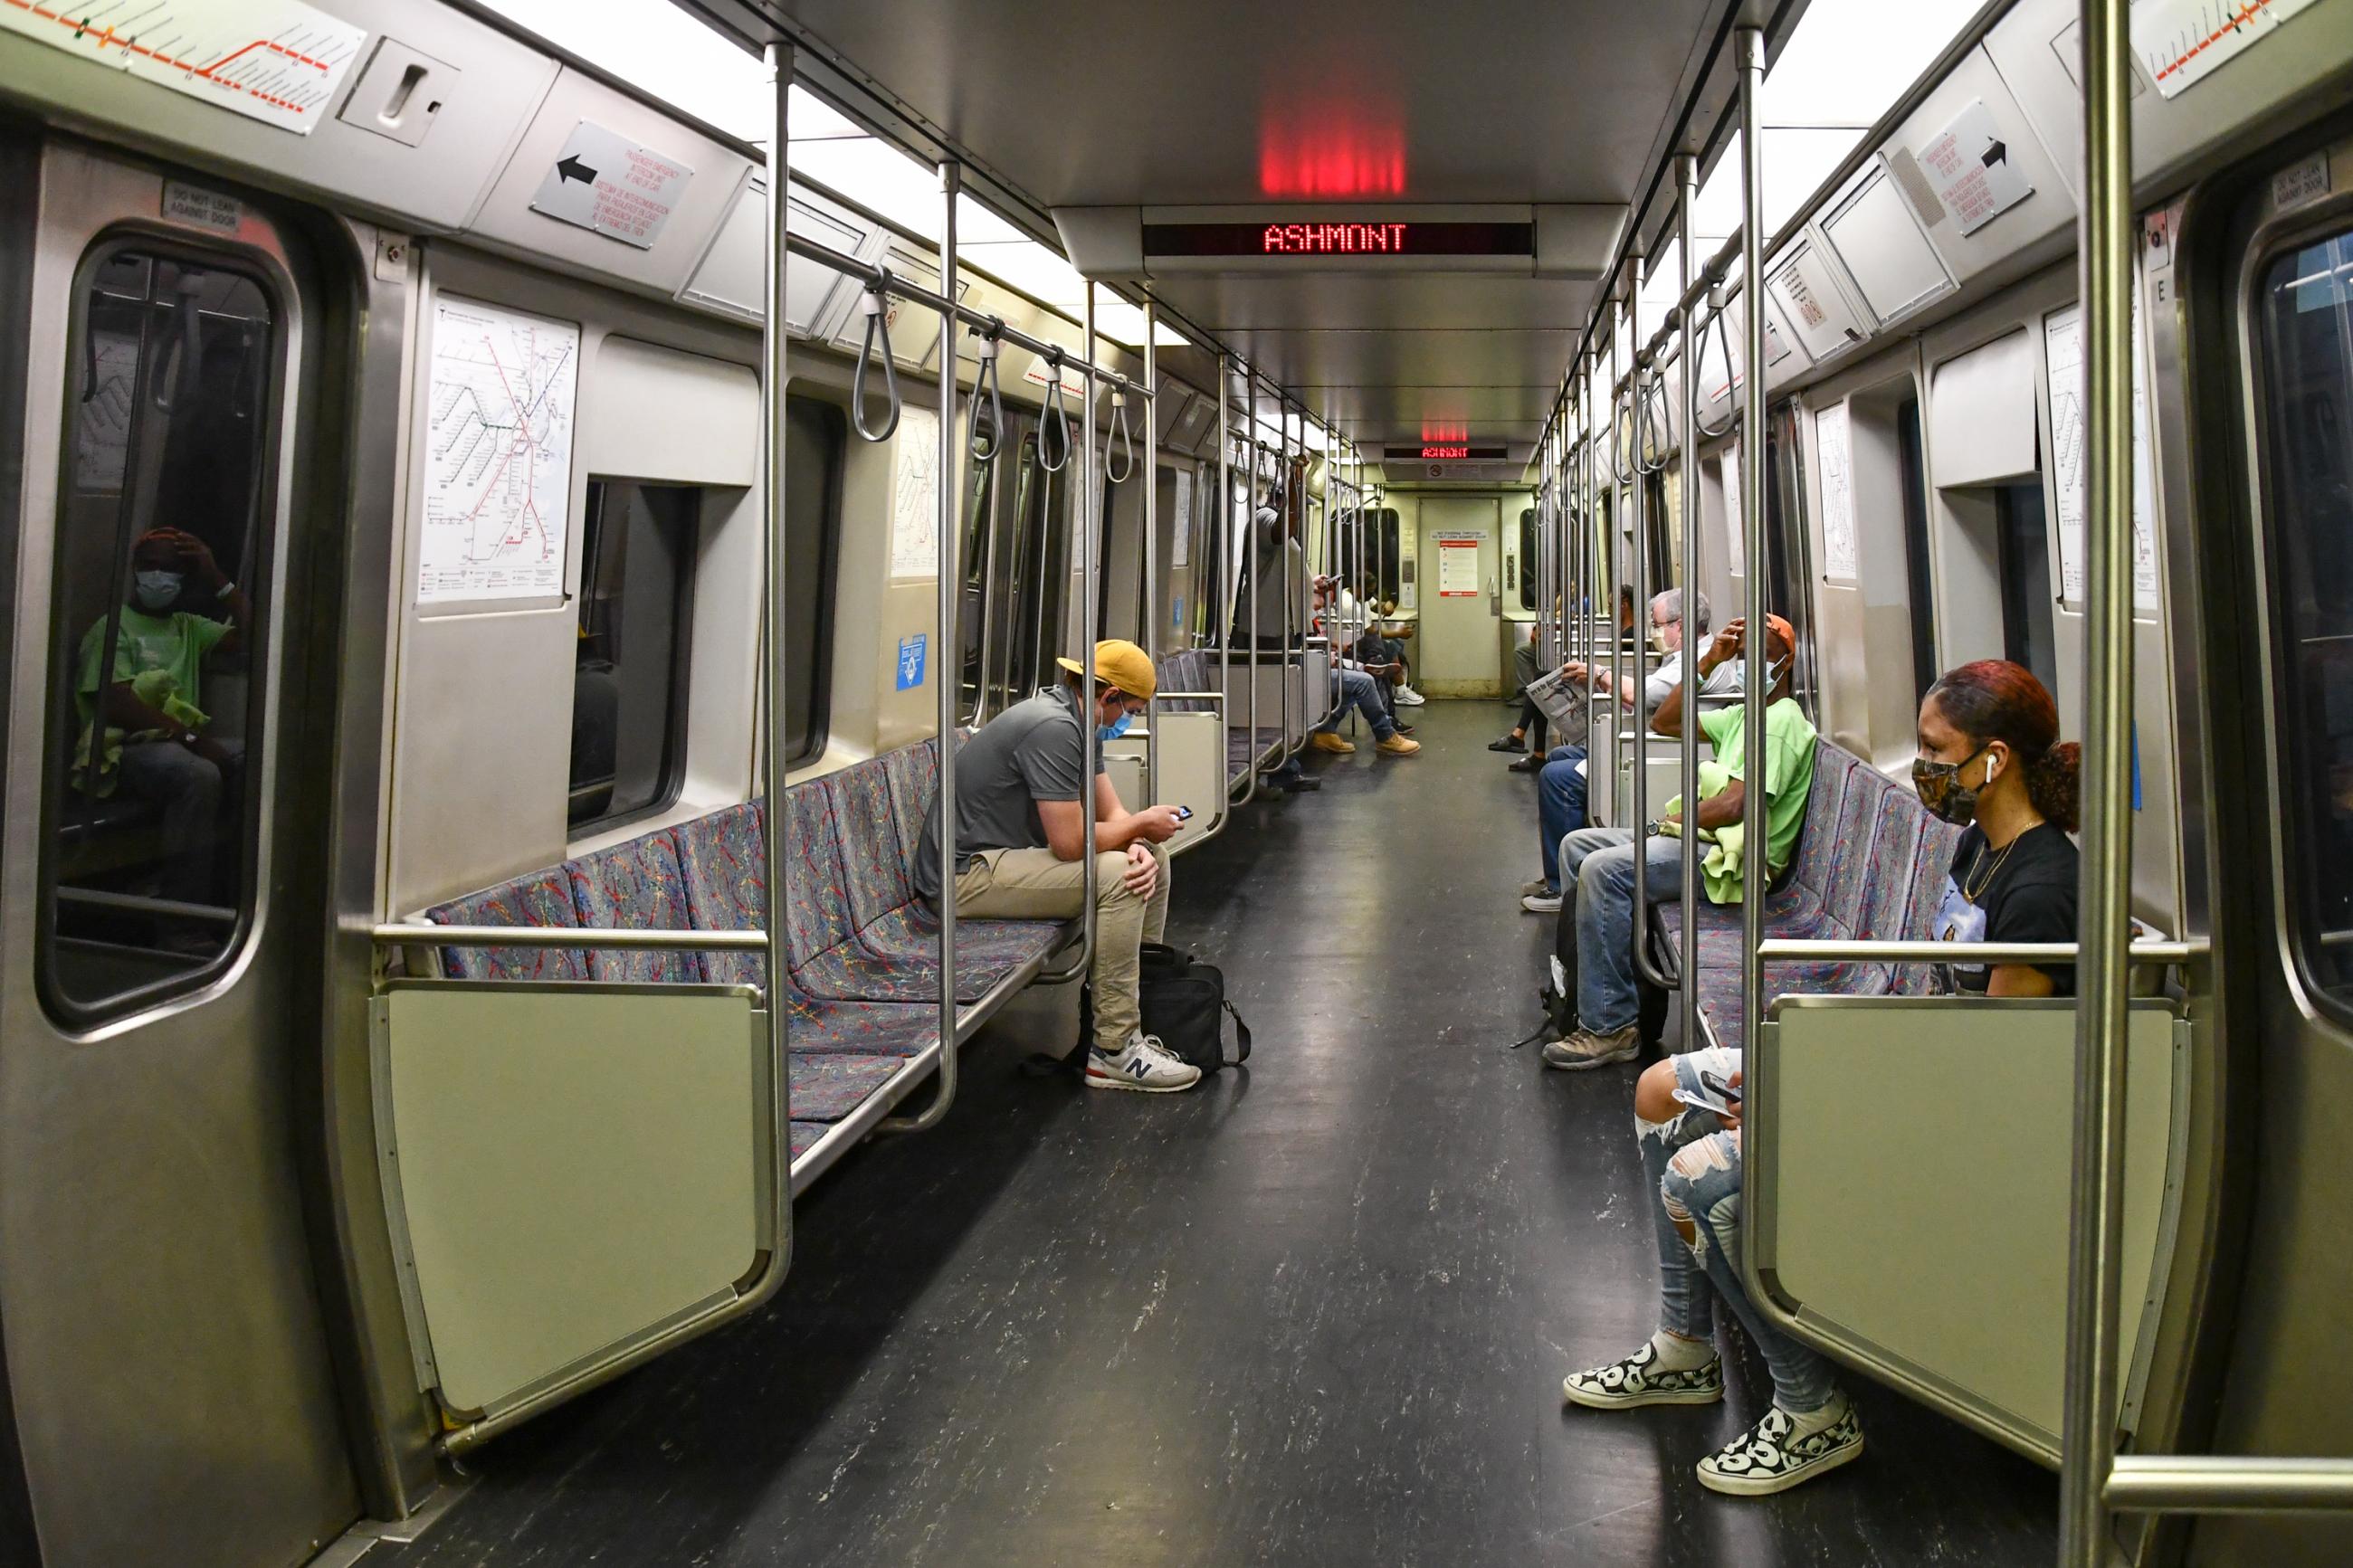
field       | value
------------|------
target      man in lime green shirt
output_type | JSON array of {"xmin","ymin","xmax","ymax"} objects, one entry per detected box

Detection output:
[
  {"xmin": 1541, "ymin": 615, "xmax": 1815, "ymax": 1070},
  {"xmin": 76, "ymin": 527, "xmax": 249, "ymax": 903}
]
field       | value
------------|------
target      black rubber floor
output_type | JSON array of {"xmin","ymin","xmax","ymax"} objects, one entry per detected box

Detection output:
[{"xmin": 377, "ymin": 700, "xmax": 2057, "ymax": 1567}]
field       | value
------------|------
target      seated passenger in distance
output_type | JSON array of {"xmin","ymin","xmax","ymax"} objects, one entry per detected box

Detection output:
[
  {"xmin": 1330, "ymin": 571, "xmax": 1422, "ymax": 707},
  {"xmin": 1494, "ymin": 584, "xmax": 1640, "ymax": 759},
  {"xmin": 1242, "ymin": 504, "xmax": 1321, "ymax": 795},
  {"xmin": 1306, "ymin": 580, "xmax": 1421, "ymax": 760},
  {"xmin": 1558, "ymin": 659, "xmax": 2081, "ymax": 1497},
  {"xmin": 915, "ymin": 639, "xmax": 1198, "ymax": 1092},
  {"xmin": 1312, "ymin": 575, "xmax": 1410, "ymax": 736},
  {"xmin": 1538, "ymin": 613, "xmax": 1806, "ymax": 1068},
  {"xmin": 1519, "ymin": 589, "xmax": 1743, "ymax": 913},
  {"xmin": 75, "ymin": 527, "xmax": 251, "ymax": 907}
]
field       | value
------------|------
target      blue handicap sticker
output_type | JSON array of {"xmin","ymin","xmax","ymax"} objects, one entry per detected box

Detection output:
[
  {"xmin": 1173, "ymin": 594, "xmax": 1185, "ymax": 630},
  {"xmin": 896, "ymin": 633, "xmax": 928, "ymax": 691}
]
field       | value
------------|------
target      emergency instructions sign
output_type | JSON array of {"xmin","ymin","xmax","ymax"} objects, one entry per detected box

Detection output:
[
  {"xmin": 530, "ymin": 121, "xmax": 694, "ymax": 250},
  {"xmin": 1435, "ymin": 531, "xmax": 1485, "ymax": 597}
]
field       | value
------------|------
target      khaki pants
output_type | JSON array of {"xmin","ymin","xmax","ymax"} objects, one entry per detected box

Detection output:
[{"xmin": 953, "ymin": 843, "xmax": 1171, "ymax": 1050}]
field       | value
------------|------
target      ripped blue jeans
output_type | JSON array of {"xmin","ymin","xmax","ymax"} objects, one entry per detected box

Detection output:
[{"xmin": 1643, "ymin": 1046, "xmax": 1838, "ymax": 1414}]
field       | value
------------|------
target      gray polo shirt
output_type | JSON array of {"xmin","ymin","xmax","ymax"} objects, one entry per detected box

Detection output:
[
  {"xmin": 1643, "ymin": 648, "xmax": 1743, "ymax": 715},
  {"xmin": 913, "ymin": 685, "xmax": 1105, "ymax": 899}
]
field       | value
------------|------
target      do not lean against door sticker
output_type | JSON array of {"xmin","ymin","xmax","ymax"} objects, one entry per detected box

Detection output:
[
  {"xmin": 418, "ymin": 296, "xmax": 580, "ymax": 605},
  {"xmin": 2043, "ymin": 303, "xmax": 2160, "ymax": 611}
]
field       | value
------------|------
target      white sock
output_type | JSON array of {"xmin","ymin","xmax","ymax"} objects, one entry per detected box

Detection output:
[
  {"xmin": 1649, "ymin": 1330, "xmax": 1714, "ymax": 1371},
  {"xmin": 1781, "ymin": 1392, "xmax": 1850, "ymax": 1440}
]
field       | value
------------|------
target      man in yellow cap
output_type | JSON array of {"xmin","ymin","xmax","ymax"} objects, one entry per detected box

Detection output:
[{"xmin": 914, "ymin": 638, "xmax": 1198, "ymax": 1091}]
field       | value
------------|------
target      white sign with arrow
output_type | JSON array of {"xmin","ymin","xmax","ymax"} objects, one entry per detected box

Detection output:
[
  {"xmin": 529, "ymin": 120, "xmax": 694, "ymax": 251},
  {"xmin": 1913, "ymin": 98, "xmax": 2033, "ymax": 238}
]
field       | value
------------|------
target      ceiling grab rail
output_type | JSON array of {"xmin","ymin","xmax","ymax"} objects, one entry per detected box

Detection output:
[
  {"xmin": 850, "ymin": 271, "xmax": 901, "ymax": 442},
  {"xmin": 882, "ymin": 157, "xmax": 965, "ymax": 1134},
  {"xmin": 1673, "ymin": 154, "xmax": 1704, "ymax": 1068},
  {"xmin": 1037, "ymin": 347, "xmax": 1072, "ymax": 473},
  {"xmin": 1034, "ymin": 283, "xmax": 1104, "ymax": 987},
  {"xmin": 967, "ymin": 316, "xmax": 1005, "ymax": 462}
]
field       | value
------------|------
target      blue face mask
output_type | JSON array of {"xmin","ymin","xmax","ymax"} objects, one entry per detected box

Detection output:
[
  {"xmin": 134, "ymin": 570, "xmax": 182, "ymax": 611},
  {"xmin": 1098, "ymin": 712, "xmax": 1134, "ymax": 743}
]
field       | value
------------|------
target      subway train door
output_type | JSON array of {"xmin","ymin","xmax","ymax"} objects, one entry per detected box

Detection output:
[
  {"xmin": 1414, "ymin": 493, "xmax": 1502, "ymax": 696},
  {"xmin": 2184, "ymin": 178, "xmax": 2353, "ymax": 1567},
  {"xmin": 0, "ymin": 145, "xmax": 358, "ymax": 1565}
]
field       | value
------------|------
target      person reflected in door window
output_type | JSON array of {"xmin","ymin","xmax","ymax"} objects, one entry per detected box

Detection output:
[{"xmin": 75, "ymin": 527, "xmax": 250, "ymax": 907}]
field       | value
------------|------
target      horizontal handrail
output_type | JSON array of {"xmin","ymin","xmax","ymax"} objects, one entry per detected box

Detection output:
[
  {"xmin": 372, "ymin": 924, "xmax": 766, "ymax": 952},
  {"xmin": 1755, "ymin": 938, "xmax": 2200, "ymax": 965},
  {"xmin": 2105, "ymin": 1455, "xmax": 2353, "ymax": 1515},
  {"xmin": 784, "ymin": 231, "xmax": 1152, "ymax": 402},
  {"xmin": 1156, "ymin": 690, "xmax": 1228, "ymax": 702}
]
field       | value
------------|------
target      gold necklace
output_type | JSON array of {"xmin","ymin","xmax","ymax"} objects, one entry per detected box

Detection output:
[{"xmin": 1962, "ymin": 831, "xmax": 2024, "ymax": 902}]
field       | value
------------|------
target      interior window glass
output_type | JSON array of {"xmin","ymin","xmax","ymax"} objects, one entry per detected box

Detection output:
[
  {"xmin": 1519, "ymin": 507, "xmax": 1538, "ymax": 610},
  {"xmin": 40, "ymin": 245, "xmax": 276, "ymax": 1020},
  {"xmin": 782, "ymin": 395, "xmax": 842, "ymax": 760},
  {"xmin": 2257, "ymin": 228, "xmax": 2353, "ymax": 1003},
  {"xmin": 1996, "ymin": 479, "xmax": 2058, "ymax": 697},
  {"xmin": 568, "ymin": 481, "xmax": 696, "ymax": 829},
  {"xmin": 1898, "ymin": 396, "xmax": 1939, "ymax": 702}
]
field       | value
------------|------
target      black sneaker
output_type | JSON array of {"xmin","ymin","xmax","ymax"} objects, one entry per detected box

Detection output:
[
  {"xmin": 1695, "ymin": 1400, "xmax": 1865, "ymax": 1496},
  {"xmin": 1562, "ymin": 1339, "xmax": 1724, "ymax": 1409}
]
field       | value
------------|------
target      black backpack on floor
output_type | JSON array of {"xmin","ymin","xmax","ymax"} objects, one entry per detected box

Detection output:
[{"xmin": 1043, "ymin": 944, "xmax": 1253, "ymax": 1076}]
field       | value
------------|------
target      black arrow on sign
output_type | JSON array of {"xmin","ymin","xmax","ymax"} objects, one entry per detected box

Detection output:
[
  {"xmin": 556, "ymin": 155, "xmax": 598, "ymax": 185},
  {"xmin": 1980, "ymin": 139, "xmax": 2008, "ymax": 169}
]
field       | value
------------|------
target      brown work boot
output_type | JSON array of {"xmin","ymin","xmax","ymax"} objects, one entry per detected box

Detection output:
[
  {"xmin": 1376, "ymin": 734, "xmax": 1422, "ymax": 756},
  {"xmin": 1310, "ymin": 731, "xmax": 1356, "ymax": 755}
]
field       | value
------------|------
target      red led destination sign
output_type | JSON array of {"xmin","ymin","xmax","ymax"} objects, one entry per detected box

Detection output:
[
  {"xmin": 1142, "ymin": 221, "xmax": 1536, "ymax": 259},
  {"xmin": 1386, "ymin": 443, "xmax": 1510, "ymax": 461}
]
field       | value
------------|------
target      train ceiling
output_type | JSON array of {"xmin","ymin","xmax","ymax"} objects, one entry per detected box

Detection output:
[{"xmin": 693, "ymin": 0, "xmax": 1785, "ymax": 463}]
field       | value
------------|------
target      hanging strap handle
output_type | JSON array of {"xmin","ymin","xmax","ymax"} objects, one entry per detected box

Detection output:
[
  {"xmin": 967, "ymin": 318, "xmax": 1005, "ymax": 462},
  {"xmin": 851, "ymin": 271, "xmax": 901, "ymax": 442},
  {"xmin": 1038, "ymin": 348, "xmax": 1072, "ymax": 473},
  {"xmin": 1104, "ymin": 385, "xmax": 1135, "ymax": 482}
]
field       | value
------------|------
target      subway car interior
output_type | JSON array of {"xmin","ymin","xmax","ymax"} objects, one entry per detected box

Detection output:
[{"xmin": 4, "ymin": 0, "xmax": 2353, "ymax": 1563}]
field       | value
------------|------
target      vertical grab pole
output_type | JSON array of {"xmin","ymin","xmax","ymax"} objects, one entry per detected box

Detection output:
[
  {"xmin": 882, "ymin": 157, "xmax": 963, "ymax": 1132},
  {"xmin": 1223, "ymin": 356, "xmax": 1250, "ymax": 804},
  {"xmin": 1675, "ymin": 155, "xmax": 1704, "ymax": 1061},
  {"xmin": 1624, "ymin": 256, "xmax": 1653, "ymax": 968},
  {"xmin": 758, "ymin": 40, "xmax": 796, "ymax": 1253},
  {"xmin": 1081, "ymin": 282, "xmax": 1100, "ymax": 969},
  {"xmin": 1736, "ymin": 25, "xmax": 1769, "ymax": 1212},
  {"xmin": 2061, "ymin": 1, "xmax": 2137, "ymax": 1561},
  {"xmin": 1281, "ymin": 394, "xmax": 1296, "ymax": 751},
  {"xmin": 1143, "ymin": 301, "xmax": 1160, "ymax": 806},
  {"xmin": 1246, "ymin": 366, "xmax": 1264, "ymax": 793}
]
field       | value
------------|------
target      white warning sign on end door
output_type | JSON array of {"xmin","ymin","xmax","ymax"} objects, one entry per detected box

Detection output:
[{"xmin": 530, "ymin": 121, "xmax": 694, "ymax": 250}]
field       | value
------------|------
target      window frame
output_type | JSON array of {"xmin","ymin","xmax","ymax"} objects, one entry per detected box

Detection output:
[
  {"xmin": 35, "ymin": 231, "xmax": 288, "ymax": 1029},
  {"xmin": 2248, "ymin": 212, "xmax": 2353, "ymax": 1025},
  {"xmin": 567, "ymin": 478, "xmax": 700, "ymax": 834}
]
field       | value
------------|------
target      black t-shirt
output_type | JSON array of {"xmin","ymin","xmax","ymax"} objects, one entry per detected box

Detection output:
[{"xmin": 1931, "ymin": 822, "xmax": 2080, "ymax": 995}]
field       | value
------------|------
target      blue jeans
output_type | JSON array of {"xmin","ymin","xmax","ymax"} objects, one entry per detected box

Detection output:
[
  {"xmin": 1312, "ymin": 669, "xmax": 1395, "ymax": 742},
  {"xmin": 1643, "ymin": 1075, "xmax": 1837, "ymax": 1414},
  {"xmin": 1558, "ymin": 827, "xmax": 1682, "ymax": 1033},
  {"xmin": 1536, "ymin": 745, "xmax": 1589, "ymax": 892},
  {"xmin": 117, "ymin": 737, "xmax": 244, "ymax": 904}
]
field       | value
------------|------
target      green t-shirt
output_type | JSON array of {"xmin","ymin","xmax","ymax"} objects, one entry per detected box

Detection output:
[
  {"xmin": 1699, "ymin": 697, "xmax": 1818, "ymax": 877},
  {"xmin": 76, "ymin": 606, "xmax": 233, "ymax": 728}
]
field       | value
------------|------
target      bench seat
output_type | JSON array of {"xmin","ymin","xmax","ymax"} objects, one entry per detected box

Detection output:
[
  {"xmin": 422, "ymin": 736, "xmax": 1074, "ymax": 1153},
  {"xmin": 1651, "ymin": 739, "xmax": 1960, "ymax": 1051}
]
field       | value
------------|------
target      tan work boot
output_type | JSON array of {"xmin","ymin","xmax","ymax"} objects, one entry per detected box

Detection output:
[
  {"xmin": 1376, "ymin": 734, "xmax": 1422, "ymax": 756},
  {"xmin": 1310, "ymin": 731, "xmax": 1356, "ymax": 755}
]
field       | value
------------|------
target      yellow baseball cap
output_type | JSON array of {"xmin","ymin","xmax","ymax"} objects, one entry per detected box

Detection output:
[{"xmin": 1055, "ymin": 639, "xmax": 1156, "ymax": 700}]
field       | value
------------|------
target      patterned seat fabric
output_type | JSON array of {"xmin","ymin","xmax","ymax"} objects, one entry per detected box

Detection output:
[
  {"xmin": 1227, "ymin": 727, "xmax": 1287, "ymax": 769},
  {"xmin": 428, "ymin": 869, "xmax": 590, "ymax": 982},
  {"xmin": 1660, "ymin": 740, "xmax": 1966, "ymax": 1052},
  {"xmin": 1157, "ymin": 650, "xmax": 1217, "ymax": 714},
  {"xmin": 568, "ymin": 832, "xmax": 699, "ymax": 984}
]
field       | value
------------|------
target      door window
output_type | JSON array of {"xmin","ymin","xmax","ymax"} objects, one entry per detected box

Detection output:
[
  {"xmin": 569, "ymin": 482, "xmax": 696, "ymax": 830},
  {"xmin": 2255, "ymin": 225, "xmax": 2353, "ymax": 1007},
  {"xmin": 39, "ymin": 243, "xmax": 279, "ymax": 1022}
]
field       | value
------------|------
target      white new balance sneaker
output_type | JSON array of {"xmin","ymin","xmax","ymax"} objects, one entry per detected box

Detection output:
[
  {"xmin": 1085, "ymin": 1032, "xmax": 1202, "ymax": 1093},
  {"xmin": 1393, "ymin": 683, "xmax": 1427, "ymax": 706}
]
